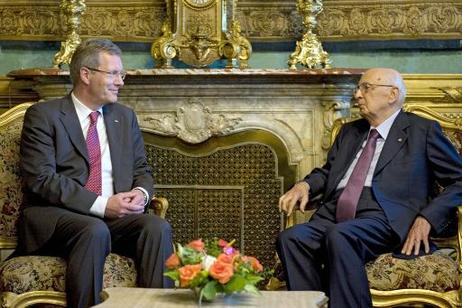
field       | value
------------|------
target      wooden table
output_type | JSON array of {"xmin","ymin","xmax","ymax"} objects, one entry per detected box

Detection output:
[{"xmin": 93, "ymin": 287, "xmax": 328, "ymax": 308}]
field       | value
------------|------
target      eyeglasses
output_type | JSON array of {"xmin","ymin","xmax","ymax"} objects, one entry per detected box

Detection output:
[
  {"xmin": 84, "ymin": 67, "xmax": 126, "ymax": 80},
  {"xmin": 356, "ymin": 82, "xmax": 396, "ymax": 93}
]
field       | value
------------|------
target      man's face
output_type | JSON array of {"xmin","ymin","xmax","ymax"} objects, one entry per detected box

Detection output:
[
  {"xmin": 87, "ymin": 52, "xmax": 124, "ymax": 105},
  {"xmin": 354, "ymin": 70, "xmax": 397, "ymax": 123}
]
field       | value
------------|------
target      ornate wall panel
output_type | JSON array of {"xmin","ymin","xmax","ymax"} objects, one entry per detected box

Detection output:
[{"xmin": 0, "ymin": 0, "xmax": 460, "ymax": 42}]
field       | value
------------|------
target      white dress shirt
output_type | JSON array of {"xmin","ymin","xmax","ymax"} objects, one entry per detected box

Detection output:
[
  {"xmin": 337, "ymin": 109, "xmax": 401, "ymax": 189},
  {"xmin": 71, "ymin": 94, "xmax": 149, "ymax": 217},
  {"xmin": 72, "ymin": 93, "xmax": 113, "ymax": 217}
]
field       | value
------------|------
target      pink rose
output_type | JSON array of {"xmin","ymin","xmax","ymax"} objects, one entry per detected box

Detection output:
[
  {"xmin": 218, "ymin": 239, "xmax": 228, "ymax": 247},
  {"xmin": 217, "ymin": 253, "xmax": 234, "ymax": 264},
  {"xmin": 242, "ymin": 256, "xmax": 263, "ymax": 272},
  {"xmin": 187, "ymin": 239, "xmax": 205, "ymax": 252}
]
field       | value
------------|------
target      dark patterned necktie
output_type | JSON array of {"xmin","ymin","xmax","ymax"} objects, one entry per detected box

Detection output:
[
  {"xmin": 85, "ymin": 111, "xmax": 102, "ymax": 195},
  {"xmin": 336, "ymin": 129, "xmax": 380, "ymax": 222}
]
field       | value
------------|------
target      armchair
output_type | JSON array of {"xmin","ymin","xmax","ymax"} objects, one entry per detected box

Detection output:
[
  {"xmin": 269, "ymin": 104, "xmax": 462, "ymax": 308},
  {"xmin": 0, "ymin": 103, "xmax": 169, "ymax": 308}
]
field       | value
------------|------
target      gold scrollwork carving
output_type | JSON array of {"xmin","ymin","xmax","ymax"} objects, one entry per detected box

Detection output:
[
  {"xmin": 317, "ymin": 3, "xmax": 462, "ymax": 39},
  {"xmin": 53, "ymin": 0, "xmax": 86, "ymax": 68},
  {"xmin": 439, "ymin": 87, "xmax": 462, "ymax": 104},
  {"xmin": 288, "ymin": 0, "xmax": 331, "ymax": 69},
  {"xmin": 219, "ymin": 20, "xmax": 252, "ymax": 69},
  {"xmin": 151, "ymin": 0, "xmax": 252, "ymax": 68},
  {"xmin": 0, "ymin": 1, "xmax": 461, "ymax": 42}
]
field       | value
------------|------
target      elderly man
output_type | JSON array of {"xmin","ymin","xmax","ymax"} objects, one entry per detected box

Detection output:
[
  {"xmin": 17, "ymin": 39, "xmax": 173, "ymax": 308},
  {"xmin": 277, "ymin": 68, "xmax": 462, "ymax": 307}
]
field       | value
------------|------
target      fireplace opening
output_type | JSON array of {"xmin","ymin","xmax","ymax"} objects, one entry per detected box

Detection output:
[{"xmin": 142, "ymin": 129, "xmax": 297, "ymax": 269}]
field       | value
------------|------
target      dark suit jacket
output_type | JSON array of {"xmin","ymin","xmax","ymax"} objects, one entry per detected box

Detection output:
[
  {"xmin": 305, "ymin": 111, "xmax": 462, "ymax": 242},
  {"xmin": 18, "ymin": 95, "xmax": 154, "ymax": 253}
]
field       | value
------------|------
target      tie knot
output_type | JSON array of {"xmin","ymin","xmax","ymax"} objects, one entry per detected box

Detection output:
[
  {"xmin": 369, "ymin": 129, "xmax": 380, "ymax": 141},
  {"xmin": 89, "ymin": 111, "xmax": 99, "ymax": 124}
]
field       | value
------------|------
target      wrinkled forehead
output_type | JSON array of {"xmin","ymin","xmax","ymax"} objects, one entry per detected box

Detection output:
[{"xmin": 359, "ymin": 69, "xmax": 395, "ymax": 85}]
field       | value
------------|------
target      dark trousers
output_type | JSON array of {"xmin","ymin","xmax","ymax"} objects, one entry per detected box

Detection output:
[
  {"xmin": 42, "ymin": 212, "xmax": 173, "ymax": 308},
  {"xmin": 276, "ymin": 188, "xmax": 400, "ymax": 308}
]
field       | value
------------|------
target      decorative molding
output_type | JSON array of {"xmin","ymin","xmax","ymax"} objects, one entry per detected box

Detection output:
[
  {"xmin": 142, "ymin": 99, "xmax": 242, "ymax": 144},
  {"xmin": 0, "ymin": 1, "xmax": 460, "ymax": 42}
]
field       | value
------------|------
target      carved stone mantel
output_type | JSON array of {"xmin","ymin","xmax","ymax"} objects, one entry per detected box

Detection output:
[{"xmin": 8, "ymin": 68, "xmax": 362, "ymax": 178}]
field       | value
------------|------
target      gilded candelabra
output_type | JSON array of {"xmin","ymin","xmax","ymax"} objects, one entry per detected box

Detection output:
[
  {"xmin": 53, "ymin": 0, "xmax": 86, "ymax": 68},
  {"xmin": 288, "ymin": 0, "xmax": 331, "ymax": 69}
]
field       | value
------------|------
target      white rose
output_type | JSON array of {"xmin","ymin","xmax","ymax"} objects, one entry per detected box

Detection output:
[{"xmin": 202, "ymin": 255, "xmax": 217, "ymax": 271}]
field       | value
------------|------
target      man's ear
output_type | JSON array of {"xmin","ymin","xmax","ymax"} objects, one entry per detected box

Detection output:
[
  {"xmin": 80, "ymin": 67, "xmax": 91, "ymax": 85},
  {"xmin": 388, "ymin": 87, "xmax": 400, "ymax": 105}
]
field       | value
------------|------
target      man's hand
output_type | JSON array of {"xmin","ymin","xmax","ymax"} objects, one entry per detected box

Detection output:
[
  {"xmin": 105, "ymin": 190, "xmax": 145, "ymax": 219},
  {"xmin": 401, "ymin": 216, "xmax": 432, "ymax": 256},
  {"xmin": 278, "ymin": 181, "xmax": 310, "ymax": 216}
]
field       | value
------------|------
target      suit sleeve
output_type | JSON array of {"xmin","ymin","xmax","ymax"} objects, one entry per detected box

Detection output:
[
  {"xmin": 20, "ymin": 104, "xmax": 96, "ymax": 213},
  {"xmin": 419, "ymin": 121, "xmax": 462, "ymax": 234},
  {"xmin": 129, "ymin": 109, "xmax": 154, "ymax": 200}
]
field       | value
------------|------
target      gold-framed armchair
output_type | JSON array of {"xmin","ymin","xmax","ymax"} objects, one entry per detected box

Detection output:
[
  {"xmin": 0, "ymin": 103, "xmax": 169, "ymax": 308},
  {"xmin": 365, "ymin": 104, "xmax": 462, "ymax": 308},
  {"xmin": 269, "ymin": 104, "xmax": 462, "ymax": 308}
]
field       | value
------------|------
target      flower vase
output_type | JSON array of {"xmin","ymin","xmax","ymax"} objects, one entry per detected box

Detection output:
[{"xmin": 193, "ymin": 287, "xmax": 212, "ymax": 306}]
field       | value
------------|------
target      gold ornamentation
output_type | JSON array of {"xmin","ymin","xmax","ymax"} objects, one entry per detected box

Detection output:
[
  {"xmin": 439, "ymin": 87, "xmax": 462, "ymax": 104},
  {"xmin": 150, "ymin": 21, "xmax": 176, "ymax": 68},
  {"xmin": 220, "ymin": 20, "xmax": 252, "ymax": 69},
  {"xmin": 151, "ymin": 0, "xmax": 252, "ymax": 68},
  {"xmin": 0, "ymin": 1, "xmax": 461, "ymax": 42},
  {"xmin": 320, "ymin": 100, "xmax": 351, "ymax": 151},
  {"xmin": 143, "ymin": 99, "xmax": 242, "ymax": 144},
  {"xmin": 52, "ymin": 0, "xmax": 86, "ymax": 68},
  {"xmin": 288, "ymin": 0, "xmax": 331, "ymax": 69}
]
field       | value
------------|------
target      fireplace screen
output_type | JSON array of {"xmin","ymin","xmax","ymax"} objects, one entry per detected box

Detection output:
[{"xmin": 143, "ymin": 130, "xmax": 297, "ymax": 269}]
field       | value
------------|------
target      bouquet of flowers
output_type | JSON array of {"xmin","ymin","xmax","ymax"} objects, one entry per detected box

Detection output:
[{"xmin": 164, "ymin": 238, "xmax": 266, "ymax": 303}]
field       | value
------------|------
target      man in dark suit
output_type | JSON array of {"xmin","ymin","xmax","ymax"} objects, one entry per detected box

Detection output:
[
  {"xmin": 17, "ymin": 39, "xmax": 173, "ymax": 308},
  {"xmin": 277, "ymin": 68, "xmax": 462, "ymax": 307}
]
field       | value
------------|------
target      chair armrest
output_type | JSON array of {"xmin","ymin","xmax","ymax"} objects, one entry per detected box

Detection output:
[
  {"xmin": 149, "ymin": 197, "xmax": 169, "ymax": 219},
  {"xmin": 457, "ymin": 205, "xmax": 462, "ymax": 270}
]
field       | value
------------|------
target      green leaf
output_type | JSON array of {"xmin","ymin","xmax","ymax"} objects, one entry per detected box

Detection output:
[
  {"xmin": 223, "ymin": 275, "xmax": 246, "ymax": 293},
  {"xmin": 163, "ymin": 271, "xmax": 179, "ymax": 281},
  {"xmin": 244, "ymin": 283, "xmax": 260, "ymax": 294},
  {"xmin": 202, "ymin": 280, "xmax": 218, "ymax": 301},
  {"xmin": 189, "ymin": 270, "xmax": 209, "ymax": 288},
  {"xmin": 245, "ymin": 274, "xmax": 263, "ymax": 284},
  {"xmin": 181, "ymin": 246, "xmax": 204, "ymax": 265}
]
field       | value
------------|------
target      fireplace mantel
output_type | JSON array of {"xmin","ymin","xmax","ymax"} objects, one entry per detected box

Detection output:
[{"xmin": 8, "ymin": 68, "xmax": 363, "ymax": 179}]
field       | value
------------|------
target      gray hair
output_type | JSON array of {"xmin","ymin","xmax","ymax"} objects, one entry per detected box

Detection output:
[{"xmin": 69, "ymin": 39, "xmax": 122, "ymax": 84}]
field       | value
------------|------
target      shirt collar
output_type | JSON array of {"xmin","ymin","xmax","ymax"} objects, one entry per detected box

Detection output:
[
  {"xmin": 371, "ymin": 109, "xmax": 401, "ymax": 140},
  {"xmin": 71, "ymin": 92, "xmax": 103, "ymax": 122}
]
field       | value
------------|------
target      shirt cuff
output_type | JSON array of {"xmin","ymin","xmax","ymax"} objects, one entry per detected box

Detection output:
[
  {"xmin": 133, "ymin": 187, "xmax": 150, "ymax": 206},
  {"xmin": 89, "ymin": 196, "xmax": 109, "ymax": 218}
]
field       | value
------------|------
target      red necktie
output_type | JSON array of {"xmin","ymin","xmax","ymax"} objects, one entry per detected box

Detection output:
[
  {"xmin": 336, "ymin": 129, "xmax": 380, "ymax": 222},
  {"xmin": 85, "ymin": 111, "xmax": 102, "ymax": 195}
]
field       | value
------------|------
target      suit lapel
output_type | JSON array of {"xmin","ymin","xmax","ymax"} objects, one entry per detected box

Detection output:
[
  {"xmin": 325, "ymin": 122, "xmax": 369, "ymax": 198},
  {"xmin": 59, "ymin": 96, "xmax": 89, "ymax": 163},
  {"xmin": 103, "ymin": 105, "xmax": 122, "ymax": 182},
  {"xmin": 374, "ymin": 111, "xmax": 409, "ymax": 175}
]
